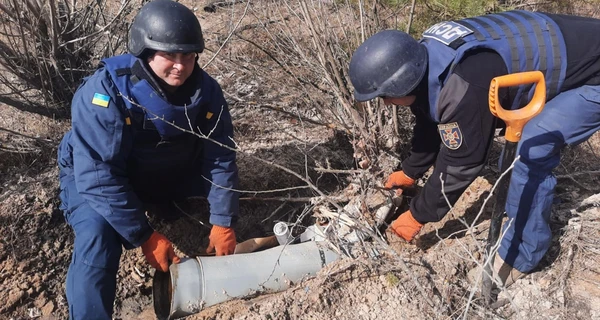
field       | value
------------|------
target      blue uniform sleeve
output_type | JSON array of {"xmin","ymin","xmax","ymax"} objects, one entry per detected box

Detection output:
[
  {"xmin": 200, "ymin": 76, "xmax": 239, "ymax": 227},
  {"xmin": 70, "ymin": 69, "xmax": 153, "ymax": 248}
]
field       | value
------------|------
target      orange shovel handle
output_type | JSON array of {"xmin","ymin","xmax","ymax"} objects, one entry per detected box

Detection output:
[{"xmin": 489, "ymin": 71, "xmax": 546, "ymax": 142}]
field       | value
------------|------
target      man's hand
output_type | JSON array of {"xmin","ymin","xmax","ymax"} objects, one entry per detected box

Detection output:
[
  {"xmin": 384, "ymin": 171, "xmax": 415, "ymax": 195},
  {"xmin": 390, "ymin": 209, "xmax": 423, "ymax": 242},
  {"xmin": 206, "ymin": 225, "xmax": 236, "ymax": 256},
  {"xmin": 141, "ymin": 231, "xmax": 181, "ymax": 272}
]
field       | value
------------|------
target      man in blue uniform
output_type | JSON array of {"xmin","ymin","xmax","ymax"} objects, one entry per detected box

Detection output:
[
  {"xmin": 57, "ymin": 0, "xmax": 239, "ymax": 318},
  {"xmin": 349, "ymin": 11, "xmax": 600, "ymax": 286}
]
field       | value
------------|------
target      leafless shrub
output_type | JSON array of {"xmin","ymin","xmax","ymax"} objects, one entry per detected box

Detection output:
[
  {"xmin": 203, "ymin": 0, "xmax": 422, "ymax": 187},
  {"xmin": 199, "ymin": 1, "xmax": 600, "ymax": 317},
  {"xmin": 0, "ymin": 0, "xmax": 143, "ymax": 115}
]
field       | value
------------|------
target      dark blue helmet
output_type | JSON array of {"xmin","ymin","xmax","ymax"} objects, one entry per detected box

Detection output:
[
  {"xmin": 349, "ymin": 30, "xmax": 427, "ymax": 102},
  {"xmin": 128, "ymin": 0, "xmax": 205, "ymax": 57}
]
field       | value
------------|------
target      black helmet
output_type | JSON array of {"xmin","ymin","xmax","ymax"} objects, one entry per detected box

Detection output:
[
  {"xmin": 349, "ymin": 30, "xmax": 427, "ymax": 102},
  {"xmin": 128, "ymin": 0, "xmax": 205, "ymax": 57}
]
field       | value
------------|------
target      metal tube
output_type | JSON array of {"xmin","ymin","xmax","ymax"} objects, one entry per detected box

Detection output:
[
  {"xmin": 153, "ymin": 241, "xmax": 339, "ymax": 319},
  {"xmin": 273, "ymin": 221, "xmax": 292, "ymax": 245}
]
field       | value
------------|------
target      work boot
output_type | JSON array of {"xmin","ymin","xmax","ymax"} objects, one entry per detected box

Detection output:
[
  {"xmin": 493, "ymin": 254, "xmax": 525, "ymax": 288},
  {"xmin": 467, "ymin": 253, "xmax": 525, "ymax": 288}
]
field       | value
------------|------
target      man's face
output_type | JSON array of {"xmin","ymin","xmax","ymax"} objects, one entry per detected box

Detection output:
[
  {"xmin": 147, "ymin": 51, "xmax": 196, "ymax": 91},
  {"xmin": 381, "ymin": 96, "xmax": 416, "ymax": 106}
]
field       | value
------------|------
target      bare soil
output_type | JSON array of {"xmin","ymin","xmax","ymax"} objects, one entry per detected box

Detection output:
[
  {"xmin": 1, "ymin": 1, "xmax": 600, "ymax": 320},
  {"xmin": 2, "ymin": 94, "xmax": 600, "ymax": 320}
]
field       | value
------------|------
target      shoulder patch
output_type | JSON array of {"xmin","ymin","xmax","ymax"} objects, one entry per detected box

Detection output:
[
  {"xmin": 422, "ymin": 21, "xmax": 473, "ymax": 45},
  {"xmin": 438, "ymin": 122, "xmax": 463, "ymax": 150},
  {"xmin": 92, "ymin": 93, "xmax": 110, "ymax": 108}
]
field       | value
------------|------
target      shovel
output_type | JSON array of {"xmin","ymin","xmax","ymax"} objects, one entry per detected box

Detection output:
[{"xmin": 482, "ymin": 71, "xmax": 546, "ymax": 305}]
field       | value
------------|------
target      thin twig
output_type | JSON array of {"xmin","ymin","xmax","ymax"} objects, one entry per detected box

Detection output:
[
  {"xmin": 201, "ymin": 175, "xmax": 311, "ymax": 194},
  {"xmin": 0, "ymin": 127, "xmax": 56, "ymax": 144},
  {"xmin": 314, "ymin": 168, "xmax": 363, "ymax": 174},
  {"xmin": 260, "ymin": 202, "xmax": 288, "ymax": 223},
  {"xmin": 239, "ymin": 195, "xmax": 347, "ymax": 202},
  {"xmin": 203, "ymin": 0, "xmax": 251, "ymax": 69},
  {"xmin": 556, "ymin": 170, "xmax": 600, "ymax": 178}
]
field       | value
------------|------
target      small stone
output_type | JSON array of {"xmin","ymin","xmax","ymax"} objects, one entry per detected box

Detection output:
[
  {"xmin": 17, "ymin": 261, "xmax": 29, "ymax": 272},
  {"xmin": 361, "ymin": 303, "xmax": 370, "ymax": 313},
  {"xmin": 41, "ymin": 301, "xmax": 55, "ymax": 316},
  {"xmin": 4, "ymin": 289, "xmax": 24, "ymax": 312},
  {"xmin": 554, "ymin": 290, "xmax": 565, "ymax": 305},
  {"xmin": 359, "ymin": 159, "xmax": 370, "ymax": 169},
  {"xmin": 366, "ymin": 293, "xmax": 378, "ymax": 303},
  {"xmin": 19, "ymin": 280, "xmax": 30, "ymax": 290},
  {"xmin": 34, "ymin": 296, "xmax": 47, "ymax": 308},
  {"xmin": 131, "ymin": 270, "xmax": 144, "ymax": 284},
  {"xmin": 28, "ymin": 307, "xmax": 41, "ymax": 318}
]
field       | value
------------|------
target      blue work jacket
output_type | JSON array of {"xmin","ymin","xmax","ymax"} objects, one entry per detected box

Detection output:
[{"xmin": 58, "ymin": 54, "xmax": 239, "ymax": 248}]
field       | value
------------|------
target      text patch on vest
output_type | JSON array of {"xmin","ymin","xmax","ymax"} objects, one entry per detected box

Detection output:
[{"xmin": 423, "ymin": 21, "xmax": 473, "ymax": 45}]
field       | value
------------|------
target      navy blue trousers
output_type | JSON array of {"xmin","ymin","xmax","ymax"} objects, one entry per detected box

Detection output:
[
  {"xmin": 59, "ymin": 177, "xmax": 122, "ymax": 320},
  {"xmin": 500, "ymin": 84, "xmax": 600, "ymax": 272},
  {"xmin": 59, "ymin": 175, "xmax": 205, "ymax": 319}
]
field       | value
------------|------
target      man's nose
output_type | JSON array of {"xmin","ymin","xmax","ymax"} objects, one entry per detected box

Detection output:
[{"xmin": 173, "ymin": 61, "xmax": 184, "ymax": 69}]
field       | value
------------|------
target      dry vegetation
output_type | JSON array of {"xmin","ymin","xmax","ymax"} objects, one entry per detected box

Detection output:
[{"xmin": 1, "ymin": 0, "xmax": 600, "ymax": 319}]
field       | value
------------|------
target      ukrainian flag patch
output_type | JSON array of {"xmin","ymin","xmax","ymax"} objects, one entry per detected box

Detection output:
[{"xmin": 92, "ymin": 93, "xmax": 110, "ymax": 108}]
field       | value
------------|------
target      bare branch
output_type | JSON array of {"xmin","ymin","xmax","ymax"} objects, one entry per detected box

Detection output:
[{"xmin": 203, "ymin": 0, "xmax": 251, "ymax": 69}]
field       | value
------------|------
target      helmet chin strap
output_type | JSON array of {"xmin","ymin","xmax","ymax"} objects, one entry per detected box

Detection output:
[
  {"xmin": 161, "ymin": 81, "xmax": 178, "ymax": 94},
  {"xmin": 132, "ymin": 59, "xmax": 168, "ymax": 98}
]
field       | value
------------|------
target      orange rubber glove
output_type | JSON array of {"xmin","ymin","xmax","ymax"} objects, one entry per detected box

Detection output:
[
  {"xmin": 141, "ymin": 231, "xmax": 180, "ymax": 272},
  {"xmin": 390, "ymin": 210, "xmax": 423, "ymax": 242},
  {"xmin": 206, "ymin": 225, "xmax": 236, "ymax": 256},
  {"xmin": 384, "ymin": 171, "xmax": 415, "ymax": 193}
]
